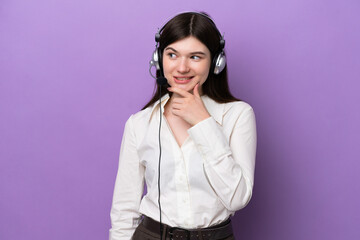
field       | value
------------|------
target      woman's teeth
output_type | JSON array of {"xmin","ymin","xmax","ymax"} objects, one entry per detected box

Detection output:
[{"xmin": 176, "ymin": 77, "xmax": 192, "ymax": 80}]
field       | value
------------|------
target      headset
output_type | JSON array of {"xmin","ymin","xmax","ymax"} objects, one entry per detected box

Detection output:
[
  {"xmin": 149, "ymin": 11, "xmax": 227, "ymax": 82},
  {"xmin": 148, "ymin": 12, "xmax": 227, "ymax": 239}
]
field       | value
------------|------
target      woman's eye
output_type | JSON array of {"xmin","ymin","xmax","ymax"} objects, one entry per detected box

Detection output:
[
  {"xmin": 191, "ymin": 55, "xmax": 201, "ymax": 60},
  {"xmin": 168, "ymin": 53, "xmax": 176, "ymax": 58}
]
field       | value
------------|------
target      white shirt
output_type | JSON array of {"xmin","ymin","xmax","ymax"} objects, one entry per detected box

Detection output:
[{"xmin": 109, "ymin": 94, "xmax": 257, "ymax": 240}]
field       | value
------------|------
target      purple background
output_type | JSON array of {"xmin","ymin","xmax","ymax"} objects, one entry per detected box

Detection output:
[{"xmin": 1, "ymin": 0, "xmax": 359, "ymax": 239}]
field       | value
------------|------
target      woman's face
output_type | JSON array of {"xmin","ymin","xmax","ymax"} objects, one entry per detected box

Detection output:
[{"xmin": 162, "ymin": 36, "xmax": 211, "ymax": 95}]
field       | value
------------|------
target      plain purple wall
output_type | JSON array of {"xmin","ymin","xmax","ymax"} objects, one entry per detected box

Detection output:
[{"xmin": 1, "ymin": 0, "xmax": 359, "ymax": 239}]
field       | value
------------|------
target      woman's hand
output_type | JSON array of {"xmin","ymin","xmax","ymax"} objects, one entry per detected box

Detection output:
[{"xmin": 167, "ymin": 84, "xmax": 211, "ymax": 126}]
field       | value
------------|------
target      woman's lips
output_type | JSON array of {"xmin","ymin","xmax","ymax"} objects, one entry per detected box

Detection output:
[{"xmin": 174, "ymin": 76, "xmax": 194, "ymax": 84}]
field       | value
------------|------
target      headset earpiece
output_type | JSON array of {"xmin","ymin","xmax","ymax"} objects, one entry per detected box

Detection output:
[
  {"xmin": 151, "ymin": 48, "xmax": 160, "ymax": 71},
  {"xmin": 213, "ymin": 51, "xmax": 226, "ymax": 75},
  {"xmin": 212, "ymin": 36, "xmax": 226, "ymax": 75},
  {"xmin": 150, "ymin": 29, "xmax": 163, "ymax": 74}
]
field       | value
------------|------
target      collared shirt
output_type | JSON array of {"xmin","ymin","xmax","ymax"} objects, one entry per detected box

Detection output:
[{"xmin": 109, "ymin": 94, "xmax": 257, "ymax": 240}]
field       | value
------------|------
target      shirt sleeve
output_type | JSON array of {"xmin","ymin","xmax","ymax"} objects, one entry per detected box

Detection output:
[
  {"xmin": 187, "ymin": 106, "xmax": 257, "ymax": 212},
  {"xmin": 109, "ymin": 115, "xmax": 145, "ymax": 240}
]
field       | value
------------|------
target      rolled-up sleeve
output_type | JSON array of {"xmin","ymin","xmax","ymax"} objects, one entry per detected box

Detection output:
[
  {"xmin": 109, "ymin": 115, "xmax": 145, "ymax": 240},
  {"xmin": 188, "ymin": 107, "xmax": 257, "ymax": 211}
]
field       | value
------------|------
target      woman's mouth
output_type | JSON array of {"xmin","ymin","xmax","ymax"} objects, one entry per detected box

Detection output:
[{"xmin": 174, "ymin": 76, "xmax": 194, "ymax": 84}]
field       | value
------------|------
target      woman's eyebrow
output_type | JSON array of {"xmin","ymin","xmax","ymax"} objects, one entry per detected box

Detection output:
[
  {"xmin": 190, "ymin": 51, "xmax": 206, "ymax": 55},
  {"xmin": 164, "ymin": 47, "xmax": 178, "ymax": 52},
  {"xmin": 164, "ymin": 47, "xmax": 207, "ymax": 55}
]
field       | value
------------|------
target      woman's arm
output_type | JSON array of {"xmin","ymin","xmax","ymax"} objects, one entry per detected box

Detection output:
[
  {"xmin": 166, "ymin": 85, "xmax": 257, "ymax": 211},
  {"xmin": 188, "ymin": 106, "xmax": 257, "ymax": 211},
  {"xmin": 109, "ymin": 115, "xmax": 145, "ymax": 240}
]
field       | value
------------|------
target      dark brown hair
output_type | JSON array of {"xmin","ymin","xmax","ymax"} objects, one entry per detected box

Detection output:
[{"xmin": 142, "ymin": 12, "xmax": 239, "ymax": 110}]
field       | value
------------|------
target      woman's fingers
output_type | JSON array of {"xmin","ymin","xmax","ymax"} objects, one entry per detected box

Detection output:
[
  {"xmin": 167, "ymin": 84, "xmax": 210, "ymax": 126},
  {"xmin": 167, "ymin": 87, "xmax": 193, "ymax": 98},
  {"xmin": 171, "ymin": 102, "xmax": 182, "ymax": 110},
  {"xmin": 193, "ymin": 84, "xmax": 200, "ymax": 97},
  {"xmin": 171, "ymin": 98, "xmax": 185, "ymax": 104}
]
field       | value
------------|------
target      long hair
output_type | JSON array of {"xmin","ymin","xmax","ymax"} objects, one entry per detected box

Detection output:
[{"xmin": 142, "ymin": 12, "xmax": 239, "ymax": 110}]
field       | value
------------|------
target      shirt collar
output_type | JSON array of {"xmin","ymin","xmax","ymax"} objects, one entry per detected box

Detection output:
[
  {"xmin": 148, "ymin": 93, "xmax": 170, "ymax": 121},
  {"xmin": 149, "ymin": 93, "xmax": 224, "ymax": 125}
]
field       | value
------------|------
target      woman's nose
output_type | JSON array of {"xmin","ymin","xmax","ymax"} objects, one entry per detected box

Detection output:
[{"xmin": 177, "ymin": 58, "xmax": 190, "ymax": 73}]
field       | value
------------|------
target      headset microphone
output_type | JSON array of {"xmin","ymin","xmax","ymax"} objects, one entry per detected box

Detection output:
[
  {"xmin": 156, "ymin": 76, "xmax": 168, "ymax": 86},
  {"xmin": 149, "ymin": 58, "xmax": 168, "ymax": 86}
]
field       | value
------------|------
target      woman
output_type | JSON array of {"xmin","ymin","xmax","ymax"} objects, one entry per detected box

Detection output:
[{"xmin": 109, "ymin": 12, "xmax": 257, "ymax": 240}]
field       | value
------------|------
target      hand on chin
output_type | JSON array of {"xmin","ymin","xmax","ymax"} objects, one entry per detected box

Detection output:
[{"xmin": 173, "ymin": 84, "xmax": 194, "ymax": 94}]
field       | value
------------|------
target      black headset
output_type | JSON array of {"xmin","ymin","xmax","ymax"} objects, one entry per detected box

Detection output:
[
  {"xmin": 149, "ymin": 12, "xmax": 227, "ymax": 83},
  {"xmin": 150, "ymin": 12, "xmax": 226, "ymax": 239}
]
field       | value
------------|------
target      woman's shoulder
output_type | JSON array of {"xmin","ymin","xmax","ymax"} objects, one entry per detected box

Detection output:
[
  {"xmin": 133, "ymin": 105, "xmax": 153, "ymax": 119},
  {"xmin": 203, "ymin": 96, "xmax": 254, "ymax": 116},
  {"xmin": 202, "ymin": 96, "xmax": 255, "ymax": 127},
  {"xmin": 224, "ymin": 99, "xmax": 253, "ymax": 109},
  {"xmin": 220, "ymin": 101, "xmax": 255, "ymax": 125},
  {"xmin": 124, "ymin": 103, "xmax": 156, "ymax": 127},
  {"xmin": 224, "ymin": 100, "xmax": 254, "ymax": 114}
]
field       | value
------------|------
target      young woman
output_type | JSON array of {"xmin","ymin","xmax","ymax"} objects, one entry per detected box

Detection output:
[{"xmin": 109, "ymin": 12, "xmax": 257, "ymax": 240}]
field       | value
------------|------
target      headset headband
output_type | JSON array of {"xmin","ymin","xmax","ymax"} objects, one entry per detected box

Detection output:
[
  {"xmin": 150, "ymin": 11, "xmax": 227, "ymax": 77},
  {"xmin": 155, "ymin": 12, "xmax": 225, "ymax": 49}
]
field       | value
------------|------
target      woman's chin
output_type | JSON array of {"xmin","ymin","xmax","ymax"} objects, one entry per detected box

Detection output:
[{"xmin": 176, "ymin": 84, "xmax": 192, "ymax": 92}]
